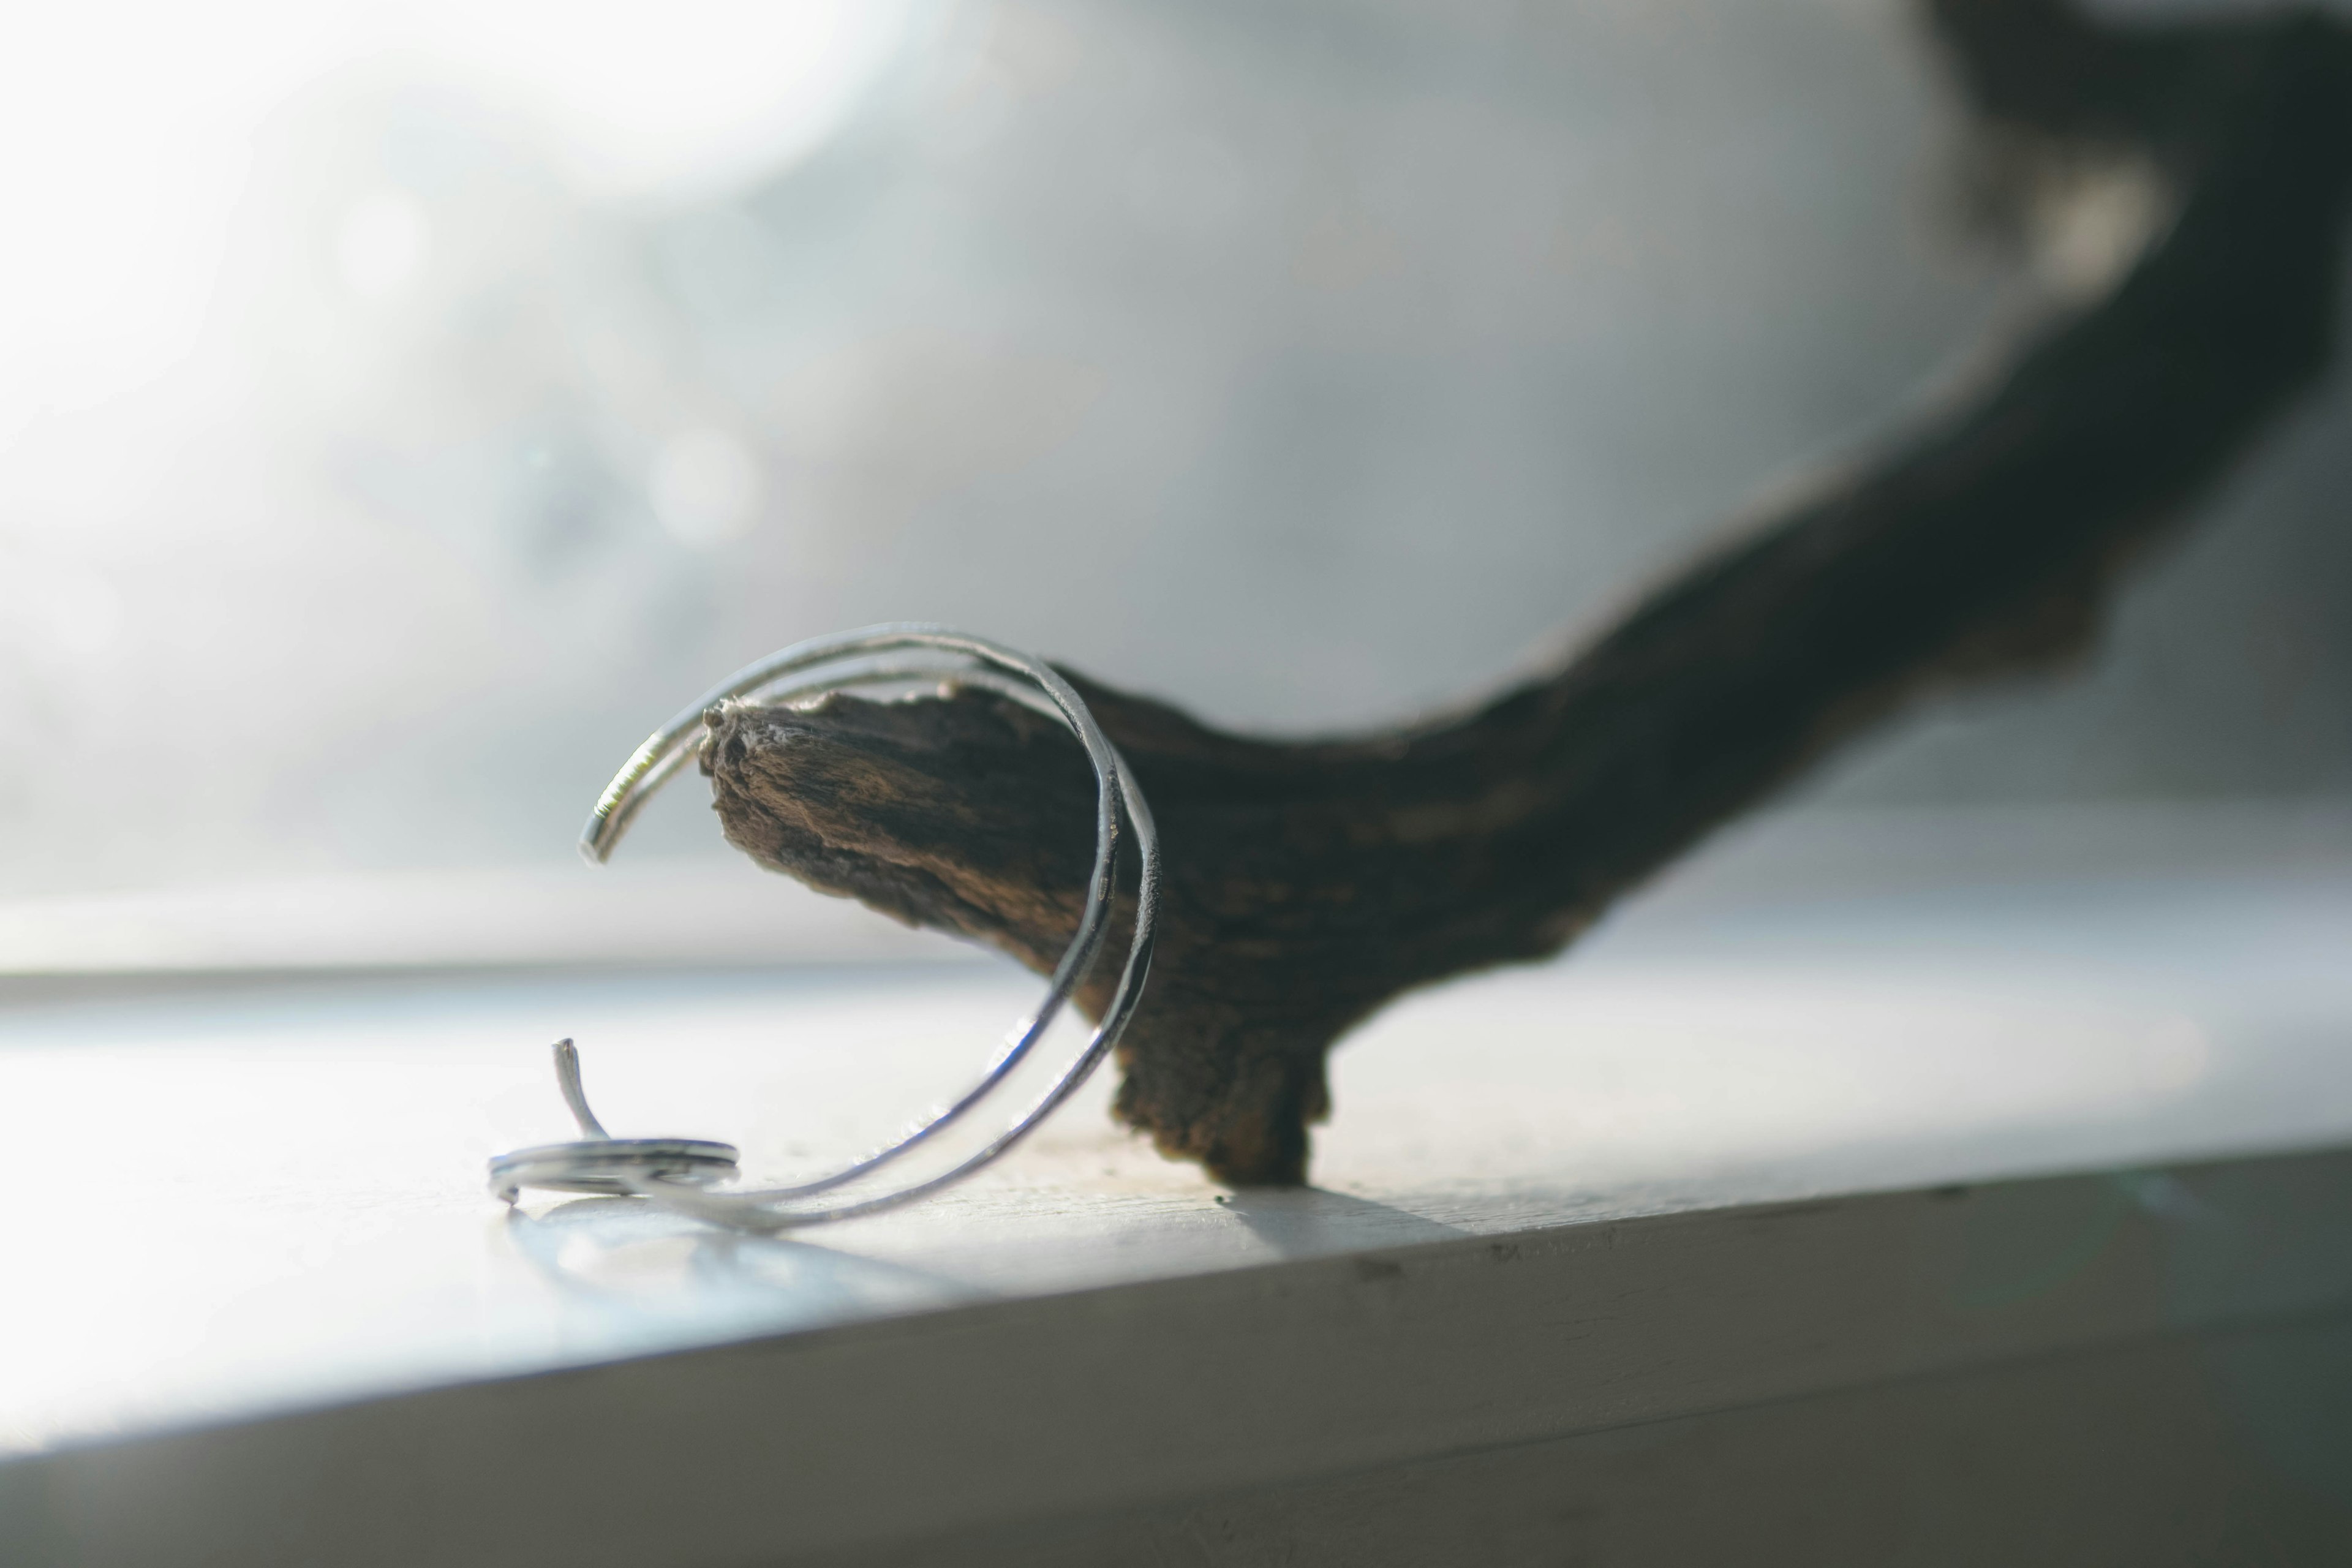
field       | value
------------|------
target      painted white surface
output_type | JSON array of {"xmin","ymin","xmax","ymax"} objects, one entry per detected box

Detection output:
[
  {"xmin": 12, "ymin": 1141, "xmax": 2348, "ymax": 1567},
  {"xmin": 3, "ymin": 868, "xmax": 2350, "ymax": 1460}
]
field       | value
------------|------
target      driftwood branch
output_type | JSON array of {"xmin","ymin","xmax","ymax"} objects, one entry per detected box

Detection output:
[{"xmin": 701, "ymin": 0, "xmax": 2352, "ymax": 1185}]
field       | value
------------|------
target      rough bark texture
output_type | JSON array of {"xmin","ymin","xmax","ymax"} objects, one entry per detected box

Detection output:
[{"xmin": 701, "ymin": 0, "xmax": 2352, "ymax": 1185}]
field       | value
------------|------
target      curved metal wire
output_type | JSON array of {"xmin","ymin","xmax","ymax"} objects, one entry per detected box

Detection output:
[{"xmin": 486, "ymin": 625, "xmax": 1159, "ymax": 1231}]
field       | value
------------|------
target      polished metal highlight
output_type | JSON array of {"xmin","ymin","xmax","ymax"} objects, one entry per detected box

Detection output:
[
  {"xmin": 487, "ymin": 624, "xmax": 1159, "ymax": 1231},
  {"xmin": 488, "ymin": 1039, "xmax": 741, "ymax": 1202}
]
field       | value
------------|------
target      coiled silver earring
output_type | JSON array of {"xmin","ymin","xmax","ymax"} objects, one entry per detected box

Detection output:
[{"xmin": 487, "ymin": 624, "xmax": 1159, "ymax": 1231}]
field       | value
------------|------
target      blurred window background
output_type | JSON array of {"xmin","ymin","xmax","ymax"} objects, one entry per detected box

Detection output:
[{"xmin": 4, "ymin": 0, "xmax": 2348, "ymax": 969}]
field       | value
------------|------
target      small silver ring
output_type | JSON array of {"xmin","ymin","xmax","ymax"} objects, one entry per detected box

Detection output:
[
  {"xmin": 488, "ymin": 1136, "xmax": 741, "ymax": 1202},
  {"xmin": 486, "ymin": 624, "xmax": 1159, "ymax": 1231}
]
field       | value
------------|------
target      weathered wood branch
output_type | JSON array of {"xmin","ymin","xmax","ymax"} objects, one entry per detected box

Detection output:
[{"xmin": 701, "ymin": 1, "xmax": 2352, "ymax": 1185}]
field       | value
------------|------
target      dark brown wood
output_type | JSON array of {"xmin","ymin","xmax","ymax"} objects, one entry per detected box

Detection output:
[{"xmin": 701, "ymin": 1, "xmax": 2352, "ymax": 1185}]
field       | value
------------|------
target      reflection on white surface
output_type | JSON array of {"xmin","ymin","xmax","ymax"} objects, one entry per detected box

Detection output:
[{"xmin": 3, "ymin": 876, "xmax": 2351, "ymax": 1458}]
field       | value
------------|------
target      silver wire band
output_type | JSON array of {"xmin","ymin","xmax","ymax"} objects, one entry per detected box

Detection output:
[{"xmin": 486, "ymin": 624, "xmax": 1160, "ymax": 1231}]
